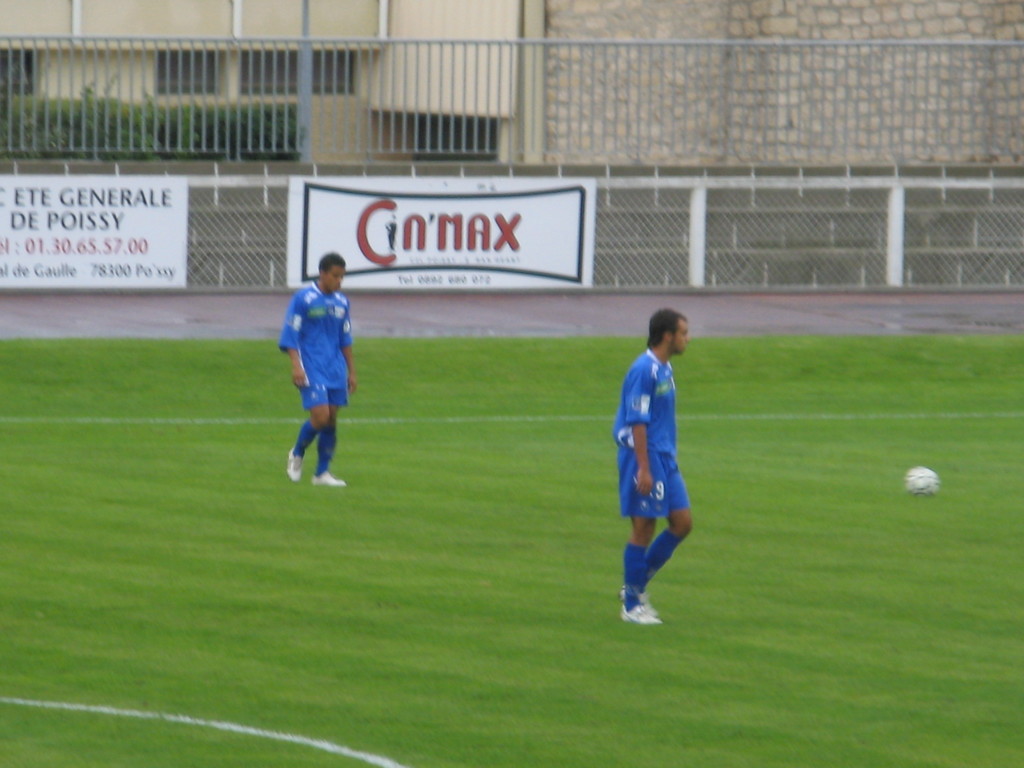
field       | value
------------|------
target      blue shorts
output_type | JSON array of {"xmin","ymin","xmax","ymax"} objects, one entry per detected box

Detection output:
[
  {"xmin": 299, "ymin": 382, "xmax": 348, "ymax": 410},
  {"xmin": 618, "ymin": 448, "xmax": 689, "ymax": 518}
]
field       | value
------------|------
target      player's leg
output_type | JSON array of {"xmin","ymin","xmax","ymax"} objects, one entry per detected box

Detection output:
[
  {"xmin": 624, "ymin": 515, "xmax": 656, "ymax": 603},
  {"xmin": 622, "ymin": 515, "xmax": 661, "ymax": 624},
  {"xmin": 311, "ymin": 388, "xmax": 348, "ymax": 486},
  {"xmin": 313, "ymin": 405, "xmax": 338, "ymax": 477},
  {"xmin": 644, "ymin": 507, "xmax": 690, "ymax": 580},
  {"xmin": 667, "ymin": 506, "xmax": 693, "ymax": 539},
  {"xmin": 287, "ymin": 388, "xmax": 330, "ymax": 482},
  {"xmin": 643, "ymin": 457, "xmax": 692, "ymax": 586},
  {"xmin": 618, "ymin": 447, "xmax": 661, "ymax": 622}
]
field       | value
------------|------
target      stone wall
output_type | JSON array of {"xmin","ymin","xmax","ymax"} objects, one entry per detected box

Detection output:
[
  {"xmin": 542, "ymin": 1, "xmax": 1024, "ymax": 165},
  {"xmin": 545, "ymin": 0, "xmax": 1024, "ymax": 41},
  {"xmin": 546, "ymin": 0, "xmax": 731, "ymax": 39}
]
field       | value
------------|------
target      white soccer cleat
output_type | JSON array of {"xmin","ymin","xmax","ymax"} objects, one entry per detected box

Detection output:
[
  {"xmin": 621, "ymin": 604, "xmax": 663, "ymax": 625},
  {"xmin": 286, "ymin": 451, "xmax": 303, "ymax": 482},
  {"xmin": 619, "ymin": 586, "xmax": 660, "ymax": 620},
  {"xmin": 312, "ymin": 472, "xmax": 347, "ymax": 487}
]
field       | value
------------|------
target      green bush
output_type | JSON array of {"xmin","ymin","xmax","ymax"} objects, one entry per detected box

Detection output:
[
  {"xmin": 159, "ymin": 102, "xmax": 300, "ymax": 161},
  {"xmin": 0, "ymin": 92, "xmax": 299, "ymax": 161}
]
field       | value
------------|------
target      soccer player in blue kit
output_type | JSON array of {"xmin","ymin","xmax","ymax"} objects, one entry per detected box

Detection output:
[
  {"xmin": 280, "ymin": 252, "xmax": 357, "ymax": 487},
  {"xmin": 613, "ymin": 309, "xmax": 694, "ymax": 624}
]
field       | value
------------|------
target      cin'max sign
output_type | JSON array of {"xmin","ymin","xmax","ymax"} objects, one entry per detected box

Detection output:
[{"xmin": 287, "ymin": 178, "xmax": 596, "ymax": 290}]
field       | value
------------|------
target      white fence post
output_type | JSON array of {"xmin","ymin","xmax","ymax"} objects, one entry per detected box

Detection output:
[
  {"xmin": 689, "ymin": 185, "xmax": 707, "ymax": 288},
  {"xmin": 887, "ymin": 184, "xmax": 905, "ymax": 287}
]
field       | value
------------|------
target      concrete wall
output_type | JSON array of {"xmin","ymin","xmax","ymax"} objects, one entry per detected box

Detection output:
[{"xmin": 2, "ymin": 0, "xmax": 380, "ymax": 37}]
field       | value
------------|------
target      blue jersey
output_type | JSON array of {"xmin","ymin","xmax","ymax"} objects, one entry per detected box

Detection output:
[
  {"xmin": 278, "ymin": 284, "xmax": 353, "ymax": 389},
  {"xmin": 613, "ymin": 349, "xmax": 677, "ymax": 456}
]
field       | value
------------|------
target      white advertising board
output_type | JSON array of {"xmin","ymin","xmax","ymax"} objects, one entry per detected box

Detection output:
[
  {"xmin": 0, "ymin": 176, "xmax": 188, "ymax": 289},
  {"xmin": 287, "ymin": 177, "xmax": 596, "ymax": 289}
]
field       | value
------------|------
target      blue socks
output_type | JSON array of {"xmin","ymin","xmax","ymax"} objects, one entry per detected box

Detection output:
[
  {"xmin": 622, "ymin": 543, "xmax": 648, "ymax": 611},
  {"xmin": 645, "ymin": 529, "xmax": 683, "ymax": 583},
  {"xmin": 294, "ymin": 421, "xmax": 338, "ymax": 477},
  {"xmin": 293, "ymin": 420, "xmax": 319, "ymax": 457},
  {"xmin": 622, "ymin": 530, "xmax": 684, "ymax": 610},
  {"xmin": 315, "ymin": 426, "xmax": 336, "ymax": 476}
]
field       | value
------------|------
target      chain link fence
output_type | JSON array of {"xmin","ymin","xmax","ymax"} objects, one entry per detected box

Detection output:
[
  {"xmin": 179, "ymin": 167, "xmax": 1024, "ymax": 290},
  {"xmin": 188, "ymin": 183, "xmax": 289, "ymax": 288},
  {"xmin": 704, "ymin": 187, "xmax": 889, "ymax": 288},
  {"xmin": 905, "ymin": 187, "xmax": 1024, "ymax": 287},
  {"xmin": 594, "ymin": 185, "xmax": 692, "ymax": 289}
]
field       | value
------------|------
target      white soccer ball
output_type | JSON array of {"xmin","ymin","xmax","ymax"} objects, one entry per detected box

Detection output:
[{"xmin": 904, "ymin": 466, "xmax": 940, "ymax": 496}]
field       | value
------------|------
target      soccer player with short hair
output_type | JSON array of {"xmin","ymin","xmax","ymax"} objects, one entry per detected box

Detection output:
[
  {"xmin": 279, "ymin": 252, "xmax": 357, "ymax": 486},
  {"xmin": 613, "ymin": 308, "xmax": 694, "ymax": 624}
]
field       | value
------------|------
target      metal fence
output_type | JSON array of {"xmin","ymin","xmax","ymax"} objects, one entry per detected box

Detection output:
[
  {"xmin": 3, "ymin": 36, "xmax": 1024, "ymax": 165},
  {"xmin": 177, "ymin": 167, "xmax": 1024, "ymax": 290}
]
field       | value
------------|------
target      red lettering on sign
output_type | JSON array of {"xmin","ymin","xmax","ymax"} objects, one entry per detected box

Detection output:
[
  {"xmin": 467, "ymin": 214, "xmax": 490, "ymax": 251},
  {"xmin": 356, "ymin": 199, "xmax": 524, "ymax": 259},
  {"xmin": 438, "ymin": 214, "xmax": 465, "ymax": 251},
  {"xmin": 356, "ymin": 199, "xmax": 398, "ymax": 265},
  {"xmin": 494, "ymin": 214, "xmax": 521, "ymax": 251},
  {"xmin": 403, "ymin": 215, "xmax": 427, "ymax": 251}
]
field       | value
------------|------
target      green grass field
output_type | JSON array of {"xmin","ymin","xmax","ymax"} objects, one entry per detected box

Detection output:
[{"xmin": 1, "ymin": 335, "xmax": 1022, "ymax": 768}]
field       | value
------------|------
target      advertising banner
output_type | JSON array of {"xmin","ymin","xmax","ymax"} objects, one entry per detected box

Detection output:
[
  {"xmin": 0, "ymin": 176, "xmax": 188, "ymax": 289},
  {"xmin": 287, "ymin": 177, "xmax": 596, "ymax": 289}
]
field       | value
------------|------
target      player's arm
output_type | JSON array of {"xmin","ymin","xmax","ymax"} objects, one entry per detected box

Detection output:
[
  {"xmin": 338, "ymin": 306, "xmax": 356, "ymax": 394},
  {"xmin": 631, "ymin": 422, "xmax": 653, "ymax": 495},
  {"xmin": 342, "ymin": 344, "xmax": 357, "ymax": 394},
  {"xmin": 622, "ymin": 363, "xmax": 655, "ymax": 495},
  {"xmin": 279, "ymin": 294, "xmax": 308, "ymax": 387},
  {"xmin": 286, "ymin": 347, "xmax": 308, "ymax": 387}
]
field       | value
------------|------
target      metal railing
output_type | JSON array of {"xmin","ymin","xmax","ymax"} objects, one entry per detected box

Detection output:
[
  {"xmin": 1, "ymin": 160, "xmax": 1021, "ymax": 290},
  {"xmin": 3, "ymin": 36, "xmax": 1024, "ymax": 165},
  {"xmin": 178, "ymin": 167, "xmax": 1024, "ymax": 290}
]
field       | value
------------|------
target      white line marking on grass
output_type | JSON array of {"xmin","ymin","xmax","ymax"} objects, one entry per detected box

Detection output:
[
  {"xmin": 686, "ymin": 411, "xmax": 1024, "ymax": 422},
  {"xmin": 0, "ymin": 697, "xmax": 414, "ymax": 768},
  {"xmin": 0, "ymin": 412, "xmax": 1021, "ymax": 426},
  {"xmin": 0, "ymin": 416, "xmax": 301, "ymax": 425}
]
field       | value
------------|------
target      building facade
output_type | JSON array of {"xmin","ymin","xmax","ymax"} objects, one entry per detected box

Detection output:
[
  {"xmin": 9, "ymin": 1, "xmax": 1024, "ymax": 40},
  {"xmin": 3, "ymin": 1, "xmax": 1023, "ymax": 165}
]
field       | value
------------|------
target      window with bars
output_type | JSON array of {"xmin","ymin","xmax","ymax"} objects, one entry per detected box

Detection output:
[
  {"xmin": 412, "ymin": 114, "xmax": 499, "ymax": 160},
  {"xmin": 156, "ymin": 50, "xmax": 221, "ymax": 95},
  {"xmin": 0, "ymin": 49, "xmax": 35, "ymax": 95},
  {"xmin": 239, "ymin": 49, "xmax": 356, "ymax": 96}
]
